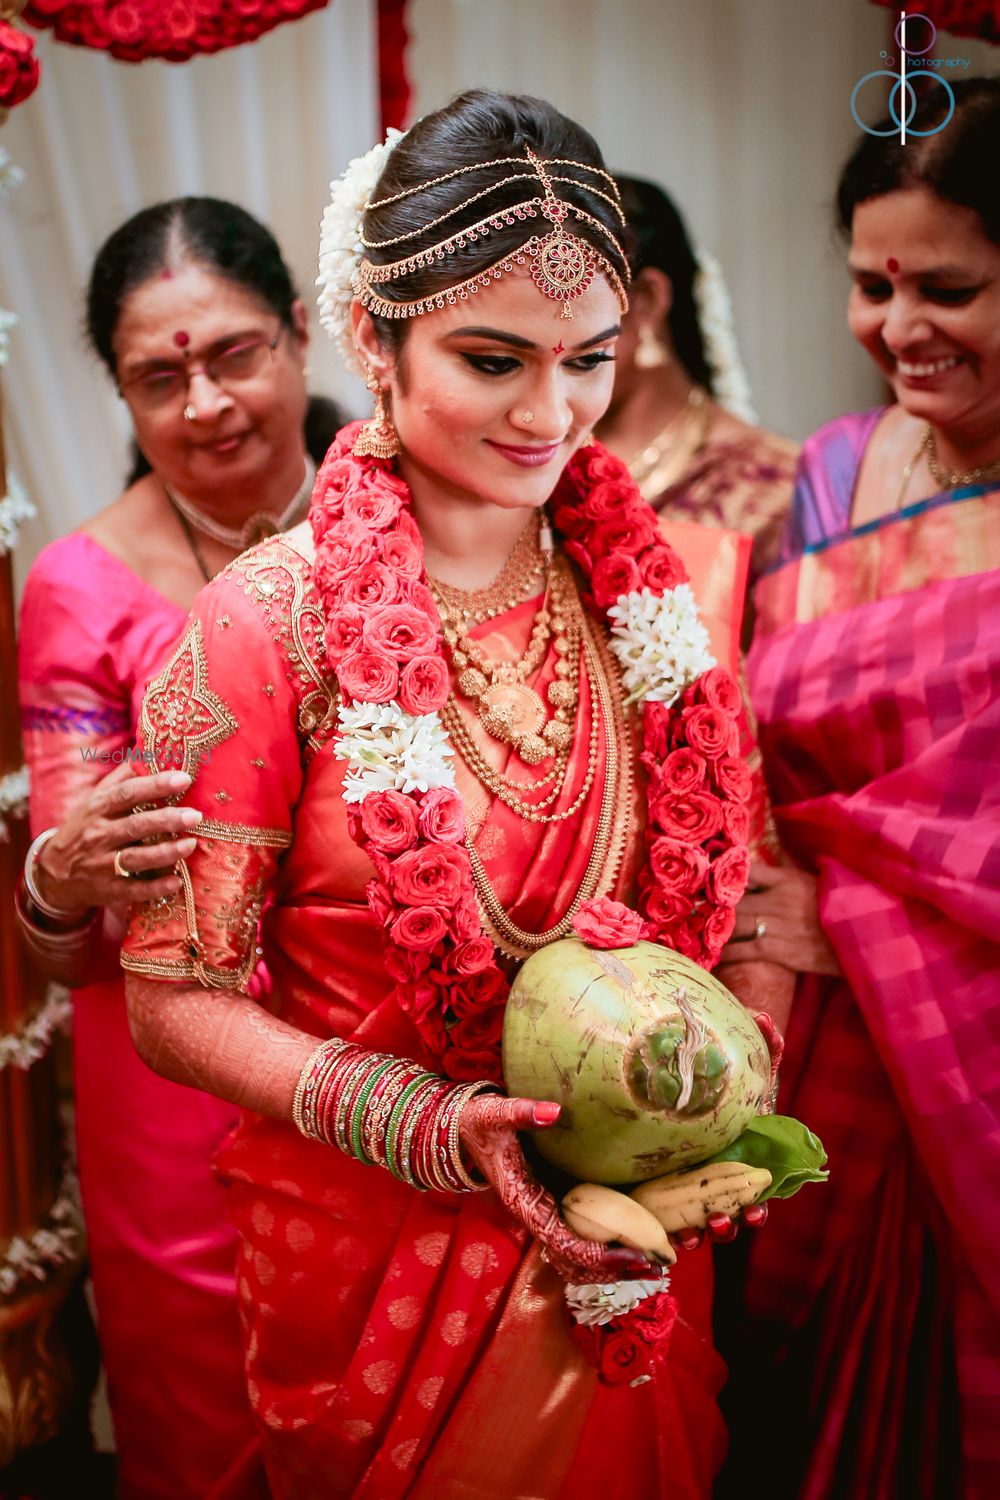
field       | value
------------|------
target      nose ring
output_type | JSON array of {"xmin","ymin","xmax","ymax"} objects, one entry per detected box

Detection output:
[
  {"xmin": 520, "ymin": 410, "xmax": 535, "ymax": 424},
  {"xmin": 183, "ymin": 403, "xmax": 197, "ymax": 422}
]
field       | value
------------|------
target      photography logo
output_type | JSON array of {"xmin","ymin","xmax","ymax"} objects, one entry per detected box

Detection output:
[{"xmin": 851, "ymin": 10, "xmax": 961, "ymax": 141}]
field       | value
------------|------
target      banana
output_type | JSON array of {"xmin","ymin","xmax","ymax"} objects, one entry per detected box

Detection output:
[
  {"xmin": 562, "ymin": 1183, "xmax": 676, "ymax": 1265},
  {"xmin": 630, "ymin": 1162, "xmax": 772, "ymax": 1233}
]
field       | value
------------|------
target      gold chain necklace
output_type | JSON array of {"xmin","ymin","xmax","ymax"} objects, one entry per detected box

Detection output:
[
  {"xmin": 627, "ymin": 387, "xmax": 709, "ymax": 492},
  {"xmin": 428, "ymin": 511, "xmax": 545, "ymax": 621},
  {"xmin": 925, "ymin": 426, "xmax": 1000, "ymax": 490},
  {"xmin": 467, "ymin": 607, "xmax": 634, "ymax": 959}
]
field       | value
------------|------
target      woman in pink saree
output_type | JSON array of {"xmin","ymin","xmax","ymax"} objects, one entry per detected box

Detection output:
[
  {"xmin": 17, "ymin": 198, "xmax": 335, "ymax": 1497},
  {"xmin": 721, "ymin": 79, "xmax": 1000, "ymax": 1499}
]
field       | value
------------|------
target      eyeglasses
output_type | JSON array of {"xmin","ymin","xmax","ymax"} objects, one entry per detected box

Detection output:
[{"xmin": 118, "ymin": 325, "xmax": 284, "ymax": 412}]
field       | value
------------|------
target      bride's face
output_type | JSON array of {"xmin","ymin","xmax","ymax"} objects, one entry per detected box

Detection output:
[{"xmin": 353, "ymin": 270, "xmax": 621, "ymax": 511}]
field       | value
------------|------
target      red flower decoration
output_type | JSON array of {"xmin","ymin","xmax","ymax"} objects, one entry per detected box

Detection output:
[
  {"xmin": 22, "ymin": 1, "xmax": 328, "ymax": 63},
  {"xmin": 572, "ymin": 897, "xmax": 646, "ymax": 950},
  {"xmin": 0, "ymin": 22, "xmax": 40, "ymax": 109}
]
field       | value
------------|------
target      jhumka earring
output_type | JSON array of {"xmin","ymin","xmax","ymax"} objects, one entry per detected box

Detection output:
[
  {"xmin": 634, "ymin": 323, "xmax": 670, "ymax": 371},
  {"xmin": 352, "ymin": 367, "xmax": 401, "ymax": 460}
]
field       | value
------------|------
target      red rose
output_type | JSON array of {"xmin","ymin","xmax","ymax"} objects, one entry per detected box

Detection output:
[
  {"xmin": 390, "ymin": 843, "xmax": 470, "ymax": 909},
  {"xmin": 399, "ymin": 655, "xmax": 449, "ymax": 716},
  {"xmin": 104, "ymin": 5, "xmax": 145, "ymax": 43},
  {"xmin": 591, "ymin": 551, "xmax": 641, "ymax": 610},
  {"xmin": 442, "ymin": 1045, "xmax": 503, "ymax": 1084},
  {"xmin": 323, "ymin": 518, "xmax": 378, "ymax": 574},
  {"xmin": 325, "ymin": 607, "xmax": 365, "ymax": 664},
  {"xmin": 702, "ymin": 905, "xmax": 737, "ymax": 953},
  {"xmin": 549, "ymin": 502, "xmax": 590, "ymax": 541},
  {"xmin": 396, "ymin": 978, "xmax": 440, "ymax": 1024},
  {"xmin": 399, "ymin": 580, "xmax": 438, "ymax": 617},
  {"xmin": 448, "ymin": 1003, "xmax": 505, "ymax": 1052},
  {"xmin": 450, "ymin": 967, "xmax": 507, "ymax": 1017},
  {"xmin": 449, "ymin": 893, "xmax": 483, "ymax": 942},
  {"xmin": 379, "ymin": 528, "xmax": 423, "ymax": 579},
  {"xmin": 658, "ymin": 748, "xmax": 707, "ymax": 794},
  {"xmin": 721, "ymin": 802, "xmax": 751, "ymax": 845},
  {"xmin": 649, "ymin": 837, "xmax": 710, "ymax": 895},
  {"xmin": 572, "ymin": 897, "xmax": 645, "ymax": 949},
  {"xmin": 663, "ymin": 918, "xmax": 707, "ymax": 962},
  {"xmin": 696, "ymin": 666, "xmax": 743, "ymax": 718},
  {"xmin": 337, "ymin": 648, "xmax": 398, "ymax": 703},
  {"xmin": 590, "ymin": 509, "xmax": 658, "ymax": 561},
  {"xmin": 630, "ymin": 1292, "xmax": 678, "ymax": 1346},
  {"xmin": 641, "ymin": 702, "xmax": 672, "ymax": 763},
  {"xmin": 651, "ymin": 791, "xmax": 725, "ymax": 843},
  {"xmin": 707, "ymin": 846, "xmax": 751, "ymax": 907},
  {"xmin": 415, "ymin": 1005, "xmax": 449, "ymax": 1056},
  {"xmin": 365, "ymin": 877, "xmax": 394, "ymax": 928},
  {"xmin": 579, "ymin": 446, "xmax": 630, "ymax": 485},
  {"xmin": 0, "ymin": 23, "xmax": 39, "ymax": 109},
  {"xmin": 713, "ymin": 755, "xmax": 752, "ymax": 804},
  {"xmin": 384, "ymin": 945, "xmax": 432, "ymax": 982},
  {"xmin": 563, "ymin": 539, "xmax": 594, "ymax": 574},
  {"xmin": 343, "ymin": 487, "xmax": 403, "ymax": 529},
  {"xmin": 362, "ymin": 603, "xmax": 438, "ymax": 663},
  {"xmin": 447, "ymin": 936, "xmax": 497, "ymax": 976},
  {"xmin": 339, "ymin": 561, "xmax": 401, "ymax": 609},
  {"xmin": 581, "ymin": 481, "xmax": 628, "ymax": 522},
  {"xmin": 417, "ymin": 786, "xmax": 465, "ymax": 844},
  {"xmin": 390, "ymin": 905, "xmax": 449, "ymax": 951},
  {"xmin": 598, "ymin": 1328, "xmax": 652, "ymax": 1386},
  {"xmin": 642, "ymin": 887, "xmax": 695, "ymax": 928},
  {"xmin": 681, "ymin": 705, "xmax": 737, "ymax": 760},
  {"xmin": 641, "ymin": 544, "xmax": 687, "ymax": 593},
  {"xmin": 360, "ymin": 789, "xmax": 419, "ymax": 854}
]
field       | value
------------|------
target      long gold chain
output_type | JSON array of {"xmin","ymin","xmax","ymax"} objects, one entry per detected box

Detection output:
[
  {"xmin": 467, "ymin": 608, "xmax": 634, "ymax": 959},
  {"xmin": 925, "ymin": 425, "xmax": 1000, "ymax": 490}
]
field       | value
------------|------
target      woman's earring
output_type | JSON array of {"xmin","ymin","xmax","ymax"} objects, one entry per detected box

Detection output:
[
  {"xmin": 352, "ymin": 367, "xmax": 401, "ymax": 460},
  {"xmin": 634, "ymin": 323, "xmax": 670, "ymax": 371}
]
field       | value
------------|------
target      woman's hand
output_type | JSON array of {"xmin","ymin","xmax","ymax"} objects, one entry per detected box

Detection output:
[
  {"xmin": 460, "ymin": 1094, "xmax": 656, "ymax": 1285},
  {"xmin": 720, "ymin": 859, "xmax": 841, "ymax": 976},
  {"xmin": 34, "ymin": 763, "xmax": 201, "ymax": 915}
]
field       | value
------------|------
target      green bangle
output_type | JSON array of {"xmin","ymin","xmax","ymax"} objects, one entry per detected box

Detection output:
[{"xmin": 348, "ymin": 1056, "xmax": 400, "ymax": 1165}]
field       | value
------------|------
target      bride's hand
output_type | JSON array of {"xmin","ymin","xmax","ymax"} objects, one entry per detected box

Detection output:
[{"xmin": 459, "ymin": 1094, "xmax": 656, "ymax": 1285}]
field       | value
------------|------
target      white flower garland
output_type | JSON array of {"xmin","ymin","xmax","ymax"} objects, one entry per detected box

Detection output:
[
  {"xmin": 0, "ymin": 762, "xmax": 29, "ymax": 842},
  {"xmin": 693, "ymin": 249, "xmax": 758, "ymax": 425},
  {"xmin": 0, "ymin": 306, "xmax": 17, "ymax": 368},
  {"xmin": 334, "ymin": 699, "xmax": 455, "ymax": 802},
  {"xmin": 564, "ymin": 1271, "xmax": 671, "ymax": 1327},
  {"xmin": 0, "ymin": 472, "xmax": 37, "ymax": 557},
  {"xmin": 607, "ymin": 584, "xmax": 715, "ymax": 708},
  {"xmin": 0, "ymin": 147, "xmax": 24, "ymax": 200},
  {"xmin": 316, "ymin": 128, "xmax": 405, "ymax": 377},
  {"xmin": 0, "ymin": 1152, "xmax": 83, "ymax": 1299},
  {"xmin": 0, "ymin": 983, "xmax": 73, "ymax": 1072}
]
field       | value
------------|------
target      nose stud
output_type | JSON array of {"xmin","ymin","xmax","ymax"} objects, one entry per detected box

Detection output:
[
  {"xmin": 183, "ymin": 404, "xmax": 197, "ymax": 422},
  {"xmin": 520, "ymin": 410, "xmax": 535, "ymax": 424}
]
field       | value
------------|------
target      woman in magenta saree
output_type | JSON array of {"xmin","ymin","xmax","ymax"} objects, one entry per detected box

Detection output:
[{"xmin": 722, "ymin": 79, "xmax": 1000, "ymax": 1499}]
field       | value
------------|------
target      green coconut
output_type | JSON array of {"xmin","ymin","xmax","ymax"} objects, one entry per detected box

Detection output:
[{"xmin": 502, "ymin": 938, "xmax": 771, "ymax": 1185}]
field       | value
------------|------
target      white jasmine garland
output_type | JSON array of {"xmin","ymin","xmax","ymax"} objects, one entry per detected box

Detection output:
[
  {"xmin": 335, "ymin": 699, "xmax": 456, "ymax": 802},
  {"xmin": 0, "ymin": 472, "xmax": 36, "ymax": 557},
  {"xmin": 317, "ymin": 128, "xmax": 405, "ymax": 377},
  {"xmin": 0, "ymin": 1150, "xmax": 83, "ymax": 1298},
  {"xmin": 0, "ymin": 762, "xmax": 29, "ymax": 842},
  {"xmin": 564, "ymin": 1272, "xmax": 671, "ymax": 1327},
  {"xmin": 0, "ymin": 148, "xmax": 24, "ymax": 199},
  {"xmin": 0, "ymin": 307, "xmax": 17, "ymax": 368},
  {"xmin": 607, "ymin": 585, "xmax": 715, "ymax": 708},
  {"xmin": 693, "ymin": 248, "xmax": 758, "ymax": 425},
  {"xmin": 0, "ymin": 983, "xmax": 72, "ymax": 1071}
]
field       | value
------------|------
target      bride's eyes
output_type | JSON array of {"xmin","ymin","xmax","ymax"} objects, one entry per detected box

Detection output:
[{"xmin": 460, "ymin": 351, "xmax": 616, "ymax": 376}]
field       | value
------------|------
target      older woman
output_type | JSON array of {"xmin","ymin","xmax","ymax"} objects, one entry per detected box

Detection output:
[
  {"xmin": 16, "ymin": 198, "xmax": 338, "ymax": 1499},
  {"xmin": 722, "ymin": 78, "xmax": 1000, "ymax": 1500},
  {"xmin": 116, "ymin": 90, "xmax": 784, "ymax": 1498}
]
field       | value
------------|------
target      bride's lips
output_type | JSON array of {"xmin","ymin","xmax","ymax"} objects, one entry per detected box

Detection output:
[{"xmin": 485, "ymin": 439, "xmax": 562, "ymax": 468}]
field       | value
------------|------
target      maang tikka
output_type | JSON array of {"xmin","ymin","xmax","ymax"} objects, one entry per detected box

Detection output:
[{"xmin": 352, "ymin": 366, "xmax": 402, "ymax": 460}]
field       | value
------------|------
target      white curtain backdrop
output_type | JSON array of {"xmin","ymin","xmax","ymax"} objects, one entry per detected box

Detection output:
[
  {"xmin": 408, "ymin": 0, "xmax": 898, "ymax": 439},
  {"xmin": 2, "ymin": 3, "xmax": 378, "ymax": 593}
]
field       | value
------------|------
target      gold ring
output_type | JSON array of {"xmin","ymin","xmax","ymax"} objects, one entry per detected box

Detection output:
[
  {"xmin": 113, "ymin": 848, "xmax": 133, "ymax": 880},
  {"xmin": 753, "ymin": 916, "xmax": 767, "ymax": 940}
]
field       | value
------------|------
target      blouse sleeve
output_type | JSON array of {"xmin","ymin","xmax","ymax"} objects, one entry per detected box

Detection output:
[
  {"xmin": 120, "ymin": 570, "xmax": 305, "ymax": 994},
  {"xmin": 18, "ymin": 546, "xmax": 134, "ymax": 836}
]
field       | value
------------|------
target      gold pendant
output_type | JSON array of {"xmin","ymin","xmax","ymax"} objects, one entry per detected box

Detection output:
[{"xmin": 479, "ymin": 682, "xmax": 546, "ymax": 742}]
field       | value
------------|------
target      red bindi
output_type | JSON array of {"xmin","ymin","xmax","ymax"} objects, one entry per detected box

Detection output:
[
  {"xmin": 160, "ymin": 269, "xmax": 173, "ymax": 279},
  {"xmin": 173, "ymin": 330, "xmax": 190, "ymax": 349},
  {"xmin": 887, "ymin": 257, "xmax": 900, "ymax": 273},
  {"xmin": 552, "ymin": 341, "xmax": 565, "ymax": 355}
]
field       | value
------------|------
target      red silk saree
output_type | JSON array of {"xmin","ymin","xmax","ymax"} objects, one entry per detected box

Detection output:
[
  {"xmin": 732, "ymin": 410, "xmax": 1000, "ymax": 1499},
  {"xmin": 120, "ymin": 514, "xmax": 749, "ymax": 1498}
]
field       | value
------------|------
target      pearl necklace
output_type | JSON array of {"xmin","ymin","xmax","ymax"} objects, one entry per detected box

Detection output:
[{"xmin": 164, "ymin": 456, "xmax": 316, "ymax": 551}]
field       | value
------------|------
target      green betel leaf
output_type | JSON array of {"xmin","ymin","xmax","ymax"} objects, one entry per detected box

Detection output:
[{"xmin": 705, "ymin": 1115, "xmax": 829, "ymax": 1201}]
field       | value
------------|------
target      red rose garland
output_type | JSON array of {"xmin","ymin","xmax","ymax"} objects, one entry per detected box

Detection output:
[
  {"xmin": 23, "ymin": 1, "xmax": 327, "ymax": 62},
  {"xmin": 0, "ymin": 21, "xmax": 40, "ymax": 109},
  {"xmin": 311, "ymin": 425, "xmax": 750, "ymax": 1083}
]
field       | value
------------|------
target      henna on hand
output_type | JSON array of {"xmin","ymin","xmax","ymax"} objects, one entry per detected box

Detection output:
[{"xmin": 460, "ymin": 1094, "xmax": 653, "ymax": 1285}]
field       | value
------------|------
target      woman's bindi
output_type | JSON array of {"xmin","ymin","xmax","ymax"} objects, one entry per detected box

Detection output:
[
  {"xmin": 173, "ymin": 331, "xmax": 190, "ymax": 350},
  {"xmin": 886, "ymin": 257, "xmax": 900, "ymax": 274}
]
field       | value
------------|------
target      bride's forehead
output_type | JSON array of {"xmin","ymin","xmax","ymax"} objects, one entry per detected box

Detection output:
[{"xmin": 416, "ymin": 270, "xmax": 622, "ymax": 341}]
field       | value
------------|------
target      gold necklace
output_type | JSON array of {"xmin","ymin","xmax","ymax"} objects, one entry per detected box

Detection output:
[
  {"xmin": 467, "ymin": 608, "xmax": 634, "ymax": 960},
  {"xmin": 428, "ymin": 511, "xmax": 545, "ymax": 621},
  {"xmin": 925, "ymin": 426, "xmax": 1000, "ymax": 490},
  {"xmin": 627, "ymin": 387, "xmax": 709, "ymax": 492}
]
